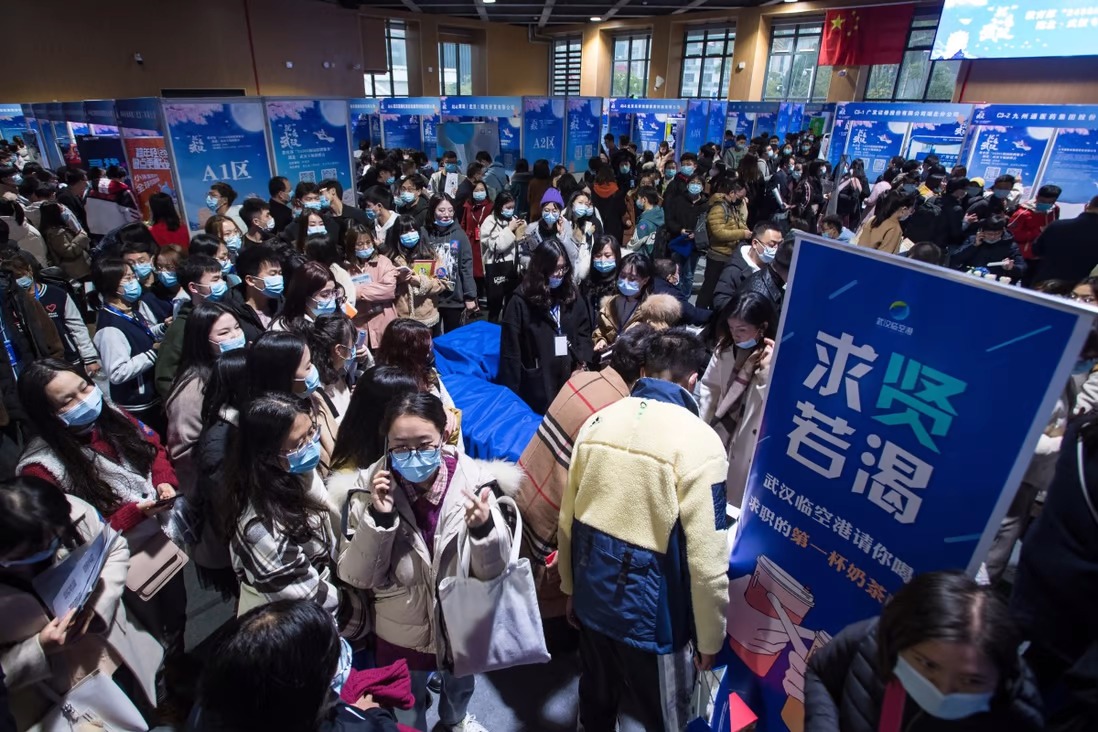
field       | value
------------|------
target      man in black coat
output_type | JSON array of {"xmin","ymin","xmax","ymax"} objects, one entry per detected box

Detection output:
[
  {"xmin": 939, "ymin": 177, "xmax": 972, "ymax": 249},
  {"xmin": 712, "ymin": 221, "xmax": 782, "ymax": 312},
  {"xmin": 267, "ymin": 175, "xmax": 293, "ymax": 234},
  {"xmin": 652, "ymin": 259, "xmax": 711, "ymax": 326},
  {"xmin": 1031, "ymin": 195, "xmax": 1098, "ymax": 284}
]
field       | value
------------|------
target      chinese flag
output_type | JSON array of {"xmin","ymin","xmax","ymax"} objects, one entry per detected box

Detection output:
[{"xmin": 818, "ymin": 4, "xmax": 916, "ymax": 66}]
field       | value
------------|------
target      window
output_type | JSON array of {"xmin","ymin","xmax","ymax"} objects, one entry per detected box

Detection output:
[
  {"xmin": 611, "ymin": 33, "xmax": 651, "ymax": 97},
  {"xmin": 679, "ymin": 26, "xmax": 736, "ymax": 99},
  {"xmin": 439, "ymin": 41, "xmax": 473, "ymax": 95},
  {"xmin": 864, "ymin": 15, "xmax": 960, "ymax": 101},
  {"xmin": 763, "ymin": 22, "xmax": 832, "ymax": 102},
  {"xmin": 551, "ymin": 36, "xmax": 582, "ymax": 96},
  {"xmin": 364, "ymin": 20, "xmax": 409, "ymax": 97}
]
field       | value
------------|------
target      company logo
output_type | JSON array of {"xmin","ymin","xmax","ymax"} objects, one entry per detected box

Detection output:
[{"xmin": 877, "ymin": 301, "xmax": 914, "ymax": 336}]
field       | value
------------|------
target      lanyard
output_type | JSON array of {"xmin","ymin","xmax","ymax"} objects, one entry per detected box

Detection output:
[
  {"xmin": 549, "ymin": 304, "xmax": 561, "ymax": 334},
  {"xmin": 104, "ymin": 304, "xmax": 154, "ymax": 340}
]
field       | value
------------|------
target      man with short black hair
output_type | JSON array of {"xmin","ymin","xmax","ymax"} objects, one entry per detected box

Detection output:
[
  {"xmin": 155, "ymin": 255, "xmax": 226, "ymax": 396},
  {"xmin": 363, "ymin": 185, "xmax": 397, "ymax": 242},
  {"xmin": 318, "ymin": 178, "xmax": 372, "ymax": 239},
  {"xmin": 713, "ymin": 221, "xmax": 784, "ymax": 312},
  {"xmin": 663, "ymin": 152, "xmax": 698, "ymax": 206},
  {"xmin": 240, "ymin": 197, "xmax": 273, "ymax": 245},
  {"xmin": 940, "ymin": 177, "xmax": 972, "ymax": 248},
  {"xmin": 477, "ymin": 151, "xmax": 509, "ymax": 201},
  {"xmin": 231, "ymin": 243, "xmax": 282, "ymax": 339},
  {"xmin": 282, "ymin": 181, "xmax": 339, "ymax": 245},
  {"xmin": 741, "ymin": 234, "xmax": 794, "ymax": 313},
  {"xmin": 560, "ymin": 326, "xmax": 729, "ymax": 732},
  {"xmin": 58, "ymin": 169, "xmax": 90, "ymax": 232},
  {"xmin": 948, "ymin": 214, "xmax": 1025, "ymax": 282},
  {"xmin": 267, "ymin": 175, "xmax": 293, "ymax": 234}
]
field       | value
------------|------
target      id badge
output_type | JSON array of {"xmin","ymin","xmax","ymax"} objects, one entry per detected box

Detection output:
[{"xmin": 554, "ymin": 335, "xmax": 569, "ymax": 357}]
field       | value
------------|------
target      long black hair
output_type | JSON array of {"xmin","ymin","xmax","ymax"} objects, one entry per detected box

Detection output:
[
  {"xmin": 330, "ymin": 366, "xmax": 420, "ymax": 471},
  {"xmin": 149, "ymin": 192, "xmax": 181, "ymax": 231},
  {"xmin": 307, "ymin": 314, "xmax": 355, "ymax": 386},
  {"xmin": 246, "ymin": 330, "xmax": 310, "ymax": 400},
  {"xmin": 618, "ymin": 252, "xmax": 655, "ymax": 299},
  {"xmin": 198, "ymin": 599, "xmax": 341, "ymax": 731},
  {"xmin": 583, "ymin": 234, "xmax": 621, "ymax": 303},
  {"xmin": 224, "ymin": 392, "xmax": 326, "ymax": 543},
  {"xmin": 384, "ymin": 215, "xmax": 433, "ymax": 262},
  {"xmin": 712, "ymin": 291, "xmax": 777, "ymax": 351},
  {"xmin": 17, "ymin": 360, "xmax": 155, "ymax": 513},
  {"xmin": 171, "ymin": 301, "xmax": 238, "ymax": 399},
  {"xmin": 0, "ymin": 475, "xmax": 81, "ymax": 561},
  {"xmin": 519, "ymin": 237, "xmax": 576, "ymax": 310},
  {"xmin": 382, "ymin": 391, "xmax": 447, "ymax": 437},
  {"xmin": 426, "ymin": 194, "xmax": 457, "ymax": 236},
  {"xmin": 201, "ymin": 349, "xmax": 249, "ymax": 426}
]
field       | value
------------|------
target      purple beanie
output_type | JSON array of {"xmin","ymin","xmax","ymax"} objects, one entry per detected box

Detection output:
[{"xmin": 540, "ymin": 187, "xmax": 565, "ymax": 209}]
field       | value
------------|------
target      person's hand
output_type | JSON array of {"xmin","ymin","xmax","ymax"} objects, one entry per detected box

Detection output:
[
  {"xmin": 163, "ymin": 316, "xmax": 174, "ymax": 328},
  {"xmin": 695, "ymin": 652, "xmax": 716, "ymax": 672},
  {"xmin": 964, "ymin": 213, "xmax": 978, "ymax": 225},
  {"xmin": 137, "ymin": 498, "xmax": 171, "ymax": 517},
  {"xmin": 462, "ymin": 486, "xmax": 491, "ymax": 528},
  {"xmin": 565, "ymin": 595, "xmax": 581, "ymax": 630},
  {"xmin": 464, "ymin": 300, "xmax": 478, "ymax": 311},
  {"xmin": 757, "ymin": 338, "xmax": 776, "ymax": 374},
  {"xmin": 1002, "ymin": 258, "xmax": 1014, "ymax": 271},
  {"xmin": 783, "ymin": 647, "xmax": 808, "ymax": 703},
  {"xmin": 352, "ymin": 694, "xmax": 380, "ymax": 711},
  {"xmin": 85, "ymin": 362, "xmax": 101, "ymax": 377},
  {"xmin": 555, "ymin": 217, "xmax": 565, "ymax": 235},
  {"xmin": 371, "ymin": 470, "xmax": 394, "ymax": 514},
  {"xmin": 156, "ymin": 483, "xmax": 175, "ymax": 500},
  {"xmin": 509, "ymin": 218, "xmax": 523, "ymax": 232},
  {"xmin": 396, "ymin": 268, "xmax": 414, "ymax": 282},
  {"xmin": 38, "ymin": 609, "xmax": 88, "ymax": 653}
]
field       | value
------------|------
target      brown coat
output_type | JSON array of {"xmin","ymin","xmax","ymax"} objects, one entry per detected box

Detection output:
[
  {"xmin": 858, "ymin": 213, "xmax": 905, "ymax": 255},
  {"xmin": 706, "ymin": 193, "xmax": 751, "ymax": 261},
  {"xmin": 592, "ymin": 292, "xmax": 682, "ymax": 352},
  {"xmin": 43, "ymin": 227, "xmax": 92, "ymax": 280},
  {"xmin": 389, "ymin": 251, "xmax": 450, "ymax": 329},
  {"xmin": 515, "ymin": 367, "xmax": 631, "ymax": 616}
]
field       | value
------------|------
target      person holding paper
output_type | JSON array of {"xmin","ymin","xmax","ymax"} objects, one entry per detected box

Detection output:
[{"xmin": 0, "ymin": 475, "xmax": 163, "ymax": 730}]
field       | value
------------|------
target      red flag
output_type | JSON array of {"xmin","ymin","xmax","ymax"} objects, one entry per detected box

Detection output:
[{"xmin": 818, "ymin": 4, "xmax": 916, "ymax": 66}]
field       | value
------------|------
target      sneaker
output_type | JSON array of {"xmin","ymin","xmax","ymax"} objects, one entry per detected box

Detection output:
[{"xmin": 448, "ymin": 714, "xmax": 489, "ymax": 732}]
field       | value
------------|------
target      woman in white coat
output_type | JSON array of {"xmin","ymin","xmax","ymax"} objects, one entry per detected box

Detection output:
[
  {"xmin": 697, "ymin": 292, "xmax": 777, "ymax": 507},
  {"xmin": 337, "ymin": 392, "xmax": 520, "ymax": 732},
  {"xmin": 0, "ymin": 476, "xmax": 163, "ymax": 729}
]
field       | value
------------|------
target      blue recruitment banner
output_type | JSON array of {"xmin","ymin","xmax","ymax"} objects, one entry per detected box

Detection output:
[
  {"xmin": 717, "ymin": 235, "xmax": 1091, "ymax": 732},
  {"xmin": 607, "ymin": 98, "xmax": 688, "ymax": 115},
  {"xmin": 441, "ymin": 96, "xmax": 522, "ymax": 118},
  {"xmin": 423, "ymin": 113, "xmax": 440, "ymax": 155},
  {"xmin": 523, "ymin": 97, "xmax": 565, "ymax": 168},
  {"xmin": 566, "ymin": 97, "xmax": 602, "ymax": 173},
  {"xmin": 635, "ymin": 112, "xmax": 668, "ymax": 153},
  {"xmin": 726, "ymin": 102, "xmax": 780, "ymax": 140},
  {"xmin": 775, "ymin": 103, "xmax": 805, "ymax": 139},
  {"xmin": 265, "ymin": 98, "xmax": 353, "ymax": 192},
  {"xmin": 965, "ymin": 104, "xmax": 1098, "ymax": 207},
  {"xmin": 348, "ymin": 98, "xmax": 381, "ymax": 148},
  {"xmin": 115, "ymin": 98, "xmax": 163, "ymax": 134},
  {"xmin": 499, "ymin": 114, "xmax": 521, "ymax": 171},
  {"xmin": 0, "ymin": 104, "xmax": 25, "ymax": 142},
  {"xmin": 163, "ymin": 99, "xmax": 274, "ymax": 233},
  {"xmin": 62, "ymin": 101, "xmax": 88, "ymax": 125},
  {"xmin": 74, "ymin": 135, "xmax": 126, "ymax": 171},
  {"xmin": 85, "ymin": 100, "xmax": 119, "ymax": 136},
  {"xmin": 829, "ymin": 102, "xmax": 972, "ymax": 175},
  {"xmin": 380, "ymin": 97, "xmax": 440, "ymax": 152},
  {"xmin": 685, "ymin": 100, "xmax": 710, "ymax": 152},
  {"xmin": 708, "ymin": 101, "xmax": 729, "ymax": 146}
]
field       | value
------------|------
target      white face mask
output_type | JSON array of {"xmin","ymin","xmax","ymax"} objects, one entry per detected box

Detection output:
[{"xmin": 893, "ymin": 656, "xmax": 993, "ymax": 721}]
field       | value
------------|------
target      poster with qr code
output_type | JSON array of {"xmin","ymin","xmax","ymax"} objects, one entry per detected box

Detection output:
[{"xmin": 266, "ymin": 99, "xmax": 353, "ymax": 197}]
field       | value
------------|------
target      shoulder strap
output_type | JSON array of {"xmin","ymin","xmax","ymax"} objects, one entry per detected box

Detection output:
[{"xmin": 878, "ymin": 679, "xmax": 906, "ymax": 732}]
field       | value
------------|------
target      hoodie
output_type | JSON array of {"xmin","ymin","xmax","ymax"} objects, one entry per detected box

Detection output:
[{"xmin": 632, "ymin": 203, "xmax": 666, "ymax": 253}]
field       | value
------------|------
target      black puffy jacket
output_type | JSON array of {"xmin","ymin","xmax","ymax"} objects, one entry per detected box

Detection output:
[{"xmin": 806, "ymin": 618, "xmax": 1044, "ymax": 732}]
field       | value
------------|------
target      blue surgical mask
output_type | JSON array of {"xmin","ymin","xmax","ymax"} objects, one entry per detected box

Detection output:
[
  {"xmin": 500, "ymin": 208, "xmax": 515, "ymax": 219},
  {"xmin": 967, "ymin": 187, "xmax": 983, "ymax": 197},
  {"xmin": 318, "ymin": 197, "xmax": 331, "ymax": 210},
  {"xmin": 157, "ymin": 271, "xmax": 178, "ymax": 287},
  {"xmin": 331, "ymin": 637, "xmax": 353, "ymax": 693},
  {"xmin": 307, "ymin": 225, "xmax": 327, "ymax": 236},
  {"xmin": 310, "ymin": 297, "xmax": 338, "ymax": 318},
  {"xmin": 549, "ymin": 275, "xmax": 564, "ymax": 289},
  {"xmin": 593, "ymin": 259, "xmax": 616, "ymax": 273},
  {"xmin": 399, "ymin": 191, "xmax": 416, "ymax": 205},
  {"xmin": 1035, "ymin": 202, "xmax": 1054, "ymax": 212},
  {"xmin": 617, "ymin": 278, "xmax": 641, "ymax": 297},
  {"xmin": 758, "ymin": 242, "xmax": 777, "ymax": 264},
  {"xmin": 893, "ymin": 656, "xmax": 992, "ymax": 721},
  {"xmin": 205, "ymin": 194, "xmax": 220, "ymax": 212},
  {"xmin": 636, "ymin": 199, "xmax": 646, "ymax": 212},
  {"xmin": 901, "ymin": 184, "xmax": 918, "ymax": 194},
  {"xmin": 365, "ymin": 208, "xmax": 377, "ymax": 221},
  {"xmin": 736, "ymin": 337, "xmax": 759, "ymax": 350},
  {"xmin": 132, "ymin": 262, "xmax": 154, "ymax": 279},
  {"xmin": 573, "ymin": 203, "xmax": 588, "ymax": 217},
  {"xmin": 225, "ymin": 234, "xmax": 242, "ymax": 252},
  {"xmin": 296, "ymin": 364, "xmax": 321, "ymax": 396},
  {"xmin": 688, "ymin": 183, "xmax": 703, "ymax": 196},
  {"xmin": 993, "ymin": 189, "xmax": 1010, "ymax": 199},
  {"xmin": 400, "ymin": 231, "xmax": 420, "ymax": 248},
  {"xmin": 783, "ymin": 147, "xmax": 793, "ymax": 155},
  {"xmin": 10, "ymin": 174, "xmax": 24, "ymax": 186},
  {"xmin": 303, "ymin": 200, "xmax": 323, "ymax": 211},
  {"xmin": 257, "ymin": 274, "xmax": 284, "ymax": 297},
  {"xmin": 214, "ymin": 332, "xmax": 246, "ymax": 353},
  {"xmin": 446, "ymin": 163, "xmax": 459, "ymax": 174},
  {"xmin": 16, "ymin": 276, "xmax": 33, "ymax": 290},
  {"xmin": 434, "ymin": 217, "xmax": 454, "ymax": 228},
  {"xmin": 473, "ymin": 191, "xmax": 487, "ymax": 202},
  {"xmin": 665, "ymin": 169, "xmax": 677, "ymax": 179},
  {"xmin": 356, "ymin": 247, "xmax": 374, "ymax": 260},
  {"xmin": 121, "ymin": 279, "xmax": 143, "ymax": 303},
  {"xmin": 680, "ymin": 165, "xmax": 695, "ymax": 176},
  {"xmin": 58, "ymin": 386, "xmax": 104, "ymax": 429},
  {"xmin": 791, "ymin": 171, "xmax": 802, "ymax": 181},
  {"xmin": 1073, "ymin": 358, "xmax": 1097, "ymax": 376},
  {"xmin": 220, "ymin": 259, "xmax": 234, "ymax": 275},
  {"xmin": 619, "ymin": 165, "xmax": 630, "ymax": 175},
  {"xmin": 206, "ymin": 279, "xmax": 229, "ymax": 302},
  {"xmin": 0, "ymin": 537, "xmax": 61, "ymax": 567},
  {"xmin": 385, "ymin": 176, "xmax": 396, "ymax": 185},
  {"xmin": 390, "ymin": 445, "xmax": 442, "ymax": 484},
  {"xmin": 542, "ymin": 211, "xmax": 559, "ymax": 225},
  {"xmin": 285, "ymin": 432, "xmax": 322, "ymax": 474}
]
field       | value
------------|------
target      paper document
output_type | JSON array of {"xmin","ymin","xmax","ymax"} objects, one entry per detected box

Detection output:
[{"xmin": 33, "ymin": 525, "xmax": 118, "ymax": 618}]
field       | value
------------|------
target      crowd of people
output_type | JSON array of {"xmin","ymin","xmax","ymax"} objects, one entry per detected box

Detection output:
[{"xmin": 0, "ymin": 125, "xmax": 1096, "ymax": 732}]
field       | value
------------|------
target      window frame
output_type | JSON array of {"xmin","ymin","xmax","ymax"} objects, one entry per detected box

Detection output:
[
  {"xmin": 678, "ymin": 25, "xmax": 737, "ymax": 99},
  {"xmin": 439, "ymin": 40, "xmax": 474, "ymax": 96},
  {"xmin": 762, "ymin": 21, "xmax": 832, "ymax": 103},
  {"xmin": 550, "ymin": 36, "xmax": 582, "ymax": 96},
  {"xmin": 610, "ymin": 32, "xmax": 652, "ymax": 98},
  {"xmin": 364, "ymin": 20, "xmax": 409, "ymax": 98},
  {"xmin": 863, "ymin": 14, "xmax": 960, "ymax": 102}
]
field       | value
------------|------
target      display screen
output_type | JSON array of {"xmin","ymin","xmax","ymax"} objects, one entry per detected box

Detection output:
[{"xmin": 932, "ymin": 0, "xmax": 1098, "ymax": 60}]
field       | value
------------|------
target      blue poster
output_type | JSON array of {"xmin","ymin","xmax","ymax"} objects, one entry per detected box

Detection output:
[
  {"xmin": 606, "ymin": 114, "xmax": 632, "ymax": 146},
  {"xmin": 845, "ymin": 121, "xmax": 906, "ymax": 178},
  {"xmin": 1042, "ymin": 130, "xmax": 1098, "ymax": 205},
  {"xmin": 718, "ymin": 235, "xmax": 1090, "ymax": 732},
  {"xmin": 75, "ymin": 136, "xmax": 126, "ymax": 172},
  {"xmin": 116, "ymin": 98, "xmax": 163, "ymax": 135},
  {"xmin": 829, "ymin": 103, "xmax": 973, "ymax": 170},
  {"xmin": 380, "ymin": 98, "xmax": 440, "ymax": 152},
  {"xmin": 635, "ymin": 113, "xmax": 670, "ymax": 153},
  {"xmin": 163, "ymin": 100, "xmax": 273, "ymax": 232},
  {"xmin": 349, "ymin": 98, "xmax": 381, "ymax": 148},
  {"xmin": 266, "ymin": 99, "xmax": 352, "ymax": 191},
  {"xmin": 85, "ymin": 100, "xmax": 117, "ymax": 127},
  {"xmin": 966, "ymin": 125, "xmax": 1052, "ymax": 197},
  {"xmin": 685, "ymin": 100, "xmax": 710, "ymax": 153},
  {"xmin": 523, "ymin": 97, "xmax": 565, "ymax": 168},
  {"xmin": 726, "ymin": 103, "xmax": 780, "ymax": 141},
  {"xmin": 776, "ymin": 103, "xmax": 805, "ymax": 139},
  {"xmin": 753, "ymin": 113, "xmax": 779, "ymax": 139},
  {"xmin": 499, "ymin": 115, "xmax": 521, "ymax": 170},
  {"xmin": 608, "ymin": 98, "xmax": 687, "ymax": 116},
  {"xmin": 708, "ymin": 101, "xmax": 729, "ymax": 146},
  {"xmin": 566, "ymin": 97, "xmax": 601, "ymax": 173},
  {"xmin": 441, "ymin": 97, "xmax": 522, "ymax": 119},
  {"xmin": 0, "ymin": 104, "xmax": 25, "ymax": 143},
  {"xmin": 906, "ymin": 120, "xmax": 968, "ymax": 169}
]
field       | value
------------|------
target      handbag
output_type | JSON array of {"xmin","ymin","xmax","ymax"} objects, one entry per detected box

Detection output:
[
  {"xmin": 438, "ymin": 495, "xmax": 551, "ymax": 676},
  {"xmin": 123, "ymin": 518, "xmax": 188, "ymax": 601},
  {"xmin": 36, "ymin": 669, "xmax": 147, "ymax": 732}
]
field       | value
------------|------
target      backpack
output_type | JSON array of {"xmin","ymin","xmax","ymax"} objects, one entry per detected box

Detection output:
[{"xmin": 693, "ymin": 210, "xmax": 710, "ymax": 252}]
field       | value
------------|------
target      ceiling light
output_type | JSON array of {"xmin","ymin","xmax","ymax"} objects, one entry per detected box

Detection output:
[
  {"xmin": 483, "ymin": 0, "xmax": 496, "ymax": 3},
  {"xmin": 590, "ymin": 16, "xmax": 602, "ymax": 21}
]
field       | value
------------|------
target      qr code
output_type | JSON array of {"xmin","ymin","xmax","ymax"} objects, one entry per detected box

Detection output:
[
  {"xmin": 321, "ymin": 167, "xmax": 337, "ymax": 180},
  {"xmin": 984, "ymin": 167, "xmax": 1000, "ymax": 179},
  {"xmin": 872, "ymin": 159, "xmax": 885, "ymax": 172},
  {"xmin": 298, "ymin": 171, "xmax": 316, "ymax": 183},
  {"xmin": 1005, "ymin": 168, "xmax": 1022, "ymax": 179}
]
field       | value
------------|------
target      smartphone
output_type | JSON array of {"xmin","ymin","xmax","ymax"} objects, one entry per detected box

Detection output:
[
  {"xmin": 153, "ymin": 494, "xmax": 179, "ymax": 509},
  {"xmin": 396, "ymin": 266, "xmax": 412, "ymax": 274}
]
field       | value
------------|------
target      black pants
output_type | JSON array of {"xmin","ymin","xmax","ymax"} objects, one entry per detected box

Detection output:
[
  {"xmin": 439, "ymin": 307, "xmax": 473, "ymax": 334},
  {"xmin": 695, "ymin": 256, "xmax": 728, "ymax": 311}
]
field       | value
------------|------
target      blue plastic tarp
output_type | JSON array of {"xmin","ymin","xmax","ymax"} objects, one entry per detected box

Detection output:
[
  {"xmin": 433, "ymin": 320, "xmax": 501, "ymax": 381},
  {"xmin": 446, "ymin": 374, "xmax": 539, "ymax": 462}
]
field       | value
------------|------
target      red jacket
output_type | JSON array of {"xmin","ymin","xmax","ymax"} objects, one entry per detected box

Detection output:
[
  {"xmin": 1009, "ymin": 203, "xmax": 1059, "ymax": 260},
  {"xmin": 461, "ymin": 199, "xmax": 492, "ymax": 278}
]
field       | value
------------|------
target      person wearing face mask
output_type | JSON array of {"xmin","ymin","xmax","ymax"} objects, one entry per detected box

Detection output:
[
  {"xmin": 452, "ymin": 162, "xmax": 484, "ymax": 215},
  {"xmin": 342, "ymin": 224, "xmax": 397, "ymax": 348},
  {"xmin": 383, "ymin": 215, "xmax": 447, "ymax": 333},
  {"xmin": 579, "ymin": 235, "xmax": 622, "ymax": 332},
  {"xmin": 964, "ymin": 174, "xmax": 1017, "ymax": 233},
  {"xmin": 592, "ymin": 252, "xmax": 680, "ymax": 357},
  {"xmin": 227, "ymin": 243, "xmax": 281, "ymax": 339},
  {"xmin": 0, "ymin": 475, "xmax": 165, "ymax": 731},
  {"xmin": 272, "ymin": 260, "xmax": 343, "ymax": 332},
  {"xmin": 92, "ymin": 258, "xmax": 170, "ymax": 434},
  {"xmin": 337, "ymin": 392, "xmax": 516, "ymax": 732},
  {"xmin": 561, "ymin": 190, "xmax": 603, "ymax": 283},
  {"xmin": 819, "ymin": 215, "xmax": 857, "ymax": 243},
  {"xmin": 629, "ymin": 186, "xmax": 666, "ymax": 255},
  {"xmin": 224, "ymin": 391, "xmax": 368, "ymax": 640},
  {"xmin": 119, "ymin": 229, "xmax": 174, "ymax": 323},
  {"xmin": 1031, "ymin": 195, "xmax": 1098, "ymax": 284},
  {"xmin": 697, "ymin": 178, "xmax": 752, "ymax": 311},
  {"xmin": 663, "ymin": 153, "xmax": 699, "ymax": 207},
  {"xmin": 205, "ymin": 212, "xmax": 246, "ymax": 266},
  {"xmin": 267, "ymin": 175, "xmax": 294, "ymax": 234},
  {"xmin": 240, "ymin": 197, "xmax": 275, "ymax": 246},
  {"xmin": 521, "ymin": 188, "xmax": 567, "ymax": 258},
  {"xmin": 590, "ymin": 166, "xmax": 628, "ymax": 245},
  {"xmin": 948, "ymin": 215, "xmax": 1025, "ymax": 282},
  {"xmin": 940, "ymin": 177, "xmax": 975, "ymax": 249},
  {"xmin": 655, "ymin": 140, "xmax": 676, "ymax": 177},
  {"xmin": 306, "ymin": 314, "xmax": 360, "ymax": 423},
  {"xmin": 318, "ymin": 179, "xmax": 372, "ymax": 239},
  {"xmin": 480, "ymin": 191, "xmax": 526, "ymax": 322},
  {"xmin": 430, "ymin": 151, "xmax": 465, "ymax": 199},
  {"xmin": 201, "ymin": 181, "xmax": 246, "ymax": 234},
  {"xmin": 721, "ymin": 134, "xmax": 749, "ymax": 170},
  {"xmin": 426, "ymin": 195, "xmax": 478, "ymax": 333},
  {"xmin": 148, "ymin": 190, "xmax": 189, "ymax": 248},
  {"xmin": 362, "ymin": 185, "xmax": 398, "ymax": 243},
  {"xmin": 395, "ymin": 174, "xmax": 430, "ymax": 228},
  {"xmin": 500, "ymin": 238, "xmax": 594, "ymax": 413},
  {"xmin": 805, "ymin": 570, "xmax": 1043, "ymax": 732},
  {"xmin": 665, "ymin": 173, "xmax": 709, "ymax": 297},
  {"xmin": 284, "ymin": 182, "xmax": 339, "ymax": 245},
  {"xmin": 739, "ymin": 234, "xmax": 794, "ymax": 315},
  {"xmin": 1009, "ymin": 184, "xmax": 1061, "ymax": 282},
  {"xmin": 461, "ymin": 181, "xmax": 493, "ymax": 298},
  {"xmin": 899, "ymin": 173, "xmax": 947, "ymax": 249},
  {"xmin": 856, "ymin": 192, "xmax": 916, "ymax": 255},
  {"xmin": 155, "ymin": 255, "xmax": 228, "ymax": 397}
]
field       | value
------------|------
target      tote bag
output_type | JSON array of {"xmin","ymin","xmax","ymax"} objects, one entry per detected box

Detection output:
[{"xmin": 438, "ymin": 495, "xmax": 551, "ymax": 676}]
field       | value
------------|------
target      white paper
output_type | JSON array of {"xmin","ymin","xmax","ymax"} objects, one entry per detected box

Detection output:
[{"xmin": 33, "ymin": 526, "xmax": 117, "ymax": 619}]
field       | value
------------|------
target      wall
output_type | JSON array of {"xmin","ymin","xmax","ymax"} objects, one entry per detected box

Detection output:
[{"xmin": 956, "ymin": 58, "xmax": 1098, "ymax": 105}]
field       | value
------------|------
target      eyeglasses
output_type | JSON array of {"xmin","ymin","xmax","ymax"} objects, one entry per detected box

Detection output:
[
  {"xmin": 389, "ymin": 443, "xmax": 442, "ymax": 461},
  {"xmin": 281, "ymin": 420, "xmax": 320, "ymax": 456}
]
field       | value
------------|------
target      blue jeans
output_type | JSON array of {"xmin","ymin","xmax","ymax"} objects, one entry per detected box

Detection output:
[
  {"xmin": 673, "ymin": 251, "xmax": 700, "ymax": 298},
  {"xmin": 394, "ymin": 669, "xmax": 475, "ymax": 730}
]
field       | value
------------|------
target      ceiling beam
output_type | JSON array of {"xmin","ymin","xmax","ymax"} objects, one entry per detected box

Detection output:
[
  {"xmin": 399, "ymin": 0, "xmax": 423, "ymax": 12},
  {"xmin": 602, "ymin": 0, "xmax": 635, "ymax": 21},
  {"xmin": 538, "ymin": 0, "xmax": 557, "ymax": 28},
  {"xmin": 473, "ymin": 0, "xmax": 489, "ymax": 21},
  {"xmin": 672, "ymin": 0, "xmax": 711, "ymax": 13}
]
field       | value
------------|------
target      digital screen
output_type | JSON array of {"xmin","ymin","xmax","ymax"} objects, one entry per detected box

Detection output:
[{"xmin": 932, "ymin": 0, "xmax": 1098, "ymax": 60}]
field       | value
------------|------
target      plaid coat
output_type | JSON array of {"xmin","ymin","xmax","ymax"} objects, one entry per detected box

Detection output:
[{"xmin": 515, "ymin": 366, "xmax": 631, "ymax": 617}]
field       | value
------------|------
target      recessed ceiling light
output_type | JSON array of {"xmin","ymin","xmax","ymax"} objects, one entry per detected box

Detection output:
[
  {"xmin": 483, "ymin": 0, "xmax": 496, "ymax": 3},
  {"xmin": 590, "ymin": 16, "xmax": 602, "ymax": 21}
]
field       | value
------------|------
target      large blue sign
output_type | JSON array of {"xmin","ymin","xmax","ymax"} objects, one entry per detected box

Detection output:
[
  {"xmin": 829, "ymin": 103, "xmax": 972, "ymax": 172},
  {"xmin": 0, "ymin": 104, "xmax": 25, "ymax": 143},
  {"xmin": 685, "ymin": 100, "xmax": 710, "ymax": 153},
  {"xmin": 717, "ymin": 236, "xmax": 1090, "ymax": 731},
  {"xmin": 566, "ymin": 97, "xmax": 602, "ymax": 173},
  {"xmin": 608, "ymin": 98, "xmax": 688, "ymax": 115},
  {"xmin": 266, "ymin": 99, "xmax": 352, "ymax": 192},
  {"xmin": 708, "ymin": 101, "xmax": 729, "ymax": 146},
  {"xmin": 115, "ymin": 98, "xmax": 163, "ymax": 134},
  {"xmin": 441, "ymin": 96, "xmax": 522, "ymax": 118},
  {"xmin": 726, "ymin": 103, "xmax": 780, "ymax": 140},
  {"xmin": 164, "ymin": 100, "xmax": 273, "ymax": 233},
  {"xmin": 523, "ymin": 97, "xmax": 565, "ymax": 168},
  {"xmin": 349, "ymin": 98, "xmax": 381, "ymax": 149}
]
